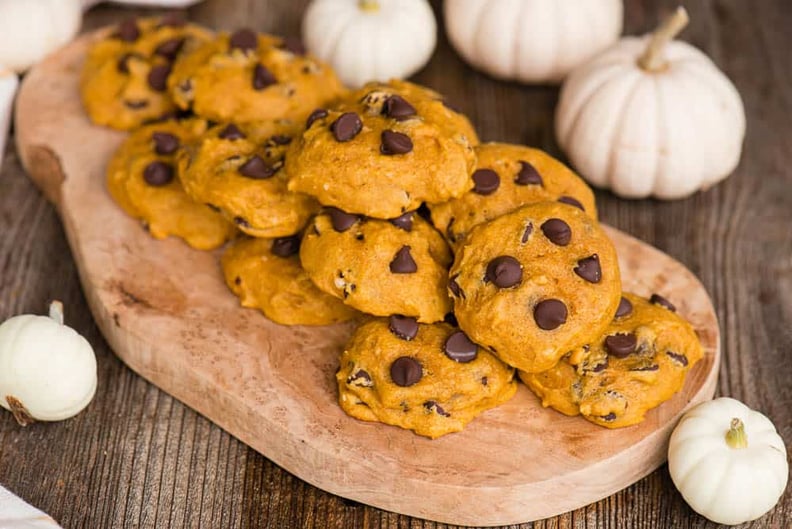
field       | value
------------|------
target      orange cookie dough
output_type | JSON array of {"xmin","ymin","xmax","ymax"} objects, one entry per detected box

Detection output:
[
  {"xmin": 106, "ymin": 119, "xmax": 236, "ymax": 249},
  {"xmin": 300, "ymin": 209, "xmax": 452, "ymax": 323},
  {"xmin": 449, "ymin": 201, "xmax": 621, "ymax": 373},
  {"xmin": 429, "ymin": 143, "xmax": 597, "ymax": 248},
  {"xmin": 337, "ymin": 318, "xmax": 516, "ymax": 438},
  {"xmin": 168, "ymin": 29, "xmax": 345, "ymax": 123},
  {"xmin": 221, "ymin": 235, "xmax": 358, "ymax": 326},
  {"xmin": 286, "ymin": 80, "xmax": 479, "ymax": 218},
  {"xmin": 81, "ymin": 16, "xmax": 213, "ymax": 130},
  {"xmin": 522, "ymin": 293, "xmax": 703, "ymax": 428}
]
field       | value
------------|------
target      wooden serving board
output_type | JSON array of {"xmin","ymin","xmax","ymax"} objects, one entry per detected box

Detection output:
[{"xmin": 14, "ymin": 32, "xmax": 720, "ymax": 527}]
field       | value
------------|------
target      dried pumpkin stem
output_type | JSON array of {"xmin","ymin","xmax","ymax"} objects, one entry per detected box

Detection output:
[
  {"xmin": 49, "ymin": 300, "xmax": 64, "ymax": 325},
  {"xmin": 725, "ymin": 417, "xmax": 748, "ymax": 449},
  {"xmin": 359, "ymin": 0, "xmax": 380, "ymax": 13},
  {"xmin": 637, "ymin": 6, "xmax": 690, "ymax": 72},
  {"xmin": 6, "ymin": 396, "xmax": 35, "ymax": 427}
]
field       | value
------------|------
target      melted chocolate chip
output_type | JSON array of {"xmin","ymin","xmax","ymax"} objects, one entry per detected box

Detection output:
[
  {"xmin": 380, "ymin": 130, "xmax": 413, "ymax": 155},
  {"xmin": 117, "ymin": 52, "xmax": 143, "ymax": 74},
  {"xmin": 423, "ymin": 400, "xmax": 450, "ymax": 417},
  {"xmin": 541, "ymin": 218, "xmax": 571, "ymax": 246},
  {"xmin": 116, "ymin": 19, "xmax": 140, "ymax": 42},
  {"xmin": 280, "ymin": 36, "xmax": 305, "ymax": 55},
  {"xmin": 143, "ymin": 161, "xmax": 173, "ymax": 186},
  {"xmin": 515, "ymin": 161, "xmax": 543, "ymax": 186},
  {"xmin": 155, "ymin": 38, "xmax": 185, "ymax": 61},
  {"xmin": 238, "ymin": 155, "xmax": 274, "ymax": 179},
  {"xmin": 269, "ymin": 135, "xmax": 292, "ymax": 146},
  {"xmin": 485, "ymin": 256, "xmax": 522, "ymax": 288},
  {"xmin": 331, "ymin": 112, "xmax": 362, "ymax": 142},
  {"xmin": 448, "ymin": 275, "xmax": 464, "ymax": 298},
  {"xmin": 472, "ymin": 169, "xmax": 500, "ymax": 195},
  {"xmin": 633, "ymin": 364, "xmax": 659, "ymax": 372},
  {"xmin": 615, "ymin": 297, "xmax": 633, "ymax": 318},
  {"xmin": 234, "ymin": 216, "xmax": 250, "ymax": 228},
  {"xmin": 605, "ymin": 333, "xmax": 638, "ymax": 358},
  {"xmin": 152, "ymin": 132, "xmax": 180, "ymax": 155},
  {"xmin": 574, "ymin": 254, "xmax": 601, "ymax": 283},
  {"xmin": 650, "ymin": 293, "xmax": 676, "ymax": 312},
  {"xmin": 388, "ymin": 315, "xmax": 419, "ymax": 341},
  {"xmin": 389, "ymin": 246, "xmax": 417, "ymax": 274},
  {"xmin": 327, "ymin": 207, "xmax": 360, "ymax": 232},
  {"xmin": 601, "ymin": 412, "xmax": 617, "ymax": 422},
  {"xmin": 124, "ymin": 99, "xmax": 149, "ymax": 110},
  {"xmin": 591, "ymin": 359, "xmax": 609, "ymax": 373},
  {"xmin": 390, "ymin": 356, "xmax": 422, "ymax": 387},
  {"xmin": 271, "ymin": 235, "xmax": 301, "ymax": 257},
  {"xmin": 252, "ymin": 63, "xmax": 277, "ymax": 90},
  {"xmin": 558, "ymin": 196, "xmax": 585, "ymax": 211},
  {"xmin": 229, "ymin": 29, "xmax": 258, "ymax": 52},
  {"xmin": 521, "ymin": 222, "xmax": 533, "ymax": 243},
  {"xmin": 346, "ymin": 369, "xmax": 373, "ymax": 387},
  {"xmin": 218, "ymin": 124, "xmax": 245, "ymax": 140},
  {"xmin": 390, "ymin": 211, "xmax": 414, "ymax": 232},
  {"xmin": 666, "ymin": 351, "xmax": 689, "ymax": 366},
  {"xmin": 534, "ymin": 299, "xmax": 567, "ymax": 330},
  {"xmin": 306, "ymin": 108, "xmax": 328, "ymax": 129},
  {"xmin": 382, "ymin": 95, "xmax": 417, "ymax": 121},
  {"xmin": 443, "ymin": 331, "xmax": 478, "ymax": 363},
  {"xmin": 147, "ymin": 64, "xmax": 172, "ymax": 92}
]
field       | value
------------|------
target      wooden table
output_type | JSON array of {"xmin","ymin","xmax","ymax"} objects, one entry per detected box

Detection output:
[{"xmin": 0, "ymin": 1, "xmax": 789, "ymax": 527}]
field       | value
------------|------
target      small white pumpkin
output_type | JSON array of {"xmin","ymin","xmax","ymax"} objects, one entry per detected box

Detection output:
[
  {"xmin": 302, "ymin": 0, "xmax": 437, "ymax": 88},
  {"xmin": 444, "ymin": 0, "xmax": 623, "ymax": 84},
  {"xmin": 0, "ymin": 301, "xmax": 97, "ymax": 426},
  {"xmin": 0, "ymin": 66, "xmax": 17, "ymax": 173},
  {"xmin": 556, "ymin": 7, "xmax": 746, "ymax": 199},
  {"xmin": 669, "ymin": 397, "xmax": 789, "ymax": 525},
  {"xmin": 0, "ymin": 485, "xmax": 62, "ymax": 528},
  {"xmin": 0, "ymin": 0, "xmax": 82, "ymax": 73}
]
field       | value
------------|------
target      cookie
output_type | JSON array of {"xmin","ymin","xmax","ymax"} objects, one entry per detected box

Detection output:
[
  {"xmin": 449, "ymin": 201, "xmax": 622, "ymax": 373},
  {"xmin": 81, "ymin": 16, "xmax": 213, "ymax": 130},
  {"xmin": 285, "ymin": 80, "xmax": 479, "ymax": 218},
  {"xmin": 221, "ymin": 235, "xmax": 358, "ymax": 326},
  {"xmin": 429, "ymin": 143, "xmax": 597, "ymax": 248},
  {"xmin": 521, "ymin": 293, "xmax": 703, "ymax": 428},
  {"xmin": 106, "ymin": 118, "xmax": 236, "ymax": 250},
  {"xmin": 177, "ymin": 120, "xmax": 320, "ymax": 238},
  {"xmin": 337, "ymin": 318, "xmax": 517, "ymax": 438},
  {"xmin": 299, "ymin": 209, "xmax": 453, "ymax": 322},
  {"xmin": 168, "ymin": 29, "xmax": 345, "ymax": 123}
]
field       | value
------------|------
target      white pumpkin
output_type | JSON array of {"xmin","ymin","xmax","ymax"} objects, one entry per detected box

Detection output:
[
  {"xmin": 0, "ymin": 66, "xmax": 17, "ymax": 173},
  {"xmin": 556, "ymin": 7, "xmax": 746, "ymax": 199},
  {"xmin": 669, "ymin": 397, "xmax": 788, "ymax": 525},
  {"xmin": 0, "ymin": 0, "xmax": 82, "ymax": 73},
  {"xmin": 444, "ymin": 0, "xmax": 623, "ymax": 84},
  {"xmin": 302, "ymin": 0, "xmax": 437, "ymax": 88},
  {"xmin": 0, "ymin": 485, "xmax": 62, "ymax": 528}
]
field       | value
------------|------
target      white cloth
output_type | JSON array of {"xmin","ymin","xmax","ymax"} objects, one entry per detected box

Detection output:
[{"xmin": 0, "ymin": 486, "xmax": 61, "ymax": 529}]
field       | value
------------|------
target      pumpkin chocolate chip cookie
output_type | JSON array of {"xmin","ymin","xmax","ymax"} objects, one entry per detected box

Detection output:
[
  {"xmin": 337, "ymin": 318, "xmax": 516, "ymax": 438},
  {"xmin": 81, "ymin": 16, "xmax": 213, "ymax": 130},
  {"xmin": 300, "ymin": 209, "xmax": 453, "ymax": 322},
  {"xmin": 449, "ymin": 201, "xmax": 621, "ymax": 373},
  {"xmin": 521, "ymin": 293, "xmax": 703, "ymax": 428},
  {"xmin": 177, "ymin": 120, "xmax": 320, "ymax": 238},
  {"xmin": 106, "ymin": 118, "xmax": 236, "ymax": 249},
  {"xmin": 221, "ymin": 235, "xmax": 358, "ymax": 326},
  {"xmin": 167, "ymin": 28, "xmax": 345, "ymax": 123},
  {"xmin": 429, "ymin": 143, "xmax": 597, "ymax": 248},
  {"xmin": 286, "ymin": 80, "xmax": 479, "ymax": 218}
]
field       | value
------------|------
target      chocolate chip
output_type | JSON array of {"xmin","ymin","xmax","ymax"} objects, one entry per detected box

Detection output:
[
  {"xmin": 380, "ymin": 130, "xmax": 413, "ymax": 155},
  {"xmin": 443, "ymin": 312, "xmax": 458, "ymax": 327},
  {"xmin": 143, "ymin": 161, "xmax": 173, "ymax": 186},
  {"xmin": 558, "ymin": 196, "xmax": 585, "ymax": 211},
  {"xmin": 346, "ymin": 369, "xmax": 373, "ymax": 387},
  {"xmin": 485, "ymin": 256, "xmax": 522, "ymax": 288},
  {"xmin": 541, "ymin": 218, "xmax": 571, "ymax": 246},
  {"xmin": 382, "ymin": 95, "xmax": 417, "ymax": 120},
  {"xmin": 390, "ymin": 211, "xmax": 414, "ymax": 231},
  {"xmin": 159, "ymin": 13, "xmax": 186, "ymax": 27},
  {"xmin": 306, "ymin": 108, "xmax": 328, "ymax": 129},
  {"xmin": 389, "ymin": 246, "xmax": 417, "ymax": 274},
  {"xmin": 234, "ymin": 216, "xmax": 250, "ymax": 228},
  {"xmin": 331, "ymin": 112, "xmax": 362, "ymax": 142},
  {"xmin": 472, "ymin": 169, "xmax": 500, "ymax": 195},
  {"xmin": 269, "ymin": 135, "xmax": 292, "ymax": 146},
  {"xmin": 124, "ymin": 99, "xmax": 149, "ymax": 110},
  {"xmin": 152, "ymin": 132, "xmax": 180, "ymax": 155},
  {"xmin": 238, "ymin": 155, "xmax": 274, "ymax": 179},
  {"xmin": 515, "ymin": 161, "xmax": 543, "ymax": 186},
  {"xmin": 444, "ymin": 330, "xmax": 478, "ymax": 363},
  {"xmin": 234, "ymin": 276, "xmax": 241, "ymax": 285},
  {"xmin": 280, "ymin": 36, "xmax": 305, "ymax": 55},
  {"xmin": 327, "ymin": 207, "xmax": 360, "ymax": 232},
  {"xmin": 615, "ymin": 296, "xmax": 633, "ymax": 318},
  {"xmin": 252, "ymin": 64, "xmax": 277, "ymax": 90},
  {"xmin": 448, "ymin": 275, "xmax": 464, "ymax": 298},
  {"xmin": 218, "ymin": 124, "xmax": 245, "ymax": 140},
  {"xmin": 271, "ymin": 235, "xmax": 300, "ymax": 257},
  {"xmin": 521, "ymin": 222, "xmax": 533, "ymax": 243},
  {"xmin": 229, "ymin": 29, "xmax": 258, "ymax": 52},
  {"xmin": 423, "ymin": 400, "xmax": 450, "ymax": 417},
  {"xmin": 605, "ymin": 333, "xmax": 638, "ymax": 358},
  {"xmin": 533, "ymin": 299, "xmax": 567, "ymax": 330},
  {"xmin": 388, "ymin": 315, "xmax": 418, "ymax": 341},
  {"xmin": 116, "ymin": 19, "xmax": 140, "ymax": 42},
  {"xmin": 574, "ymin": 254, "xmax": 601, "ymax": 283},
  {"xmin": 390, "ymin": 356, "xmax": 422, "ymax": 387},
  {"xmin": 481, "ymin": 376, "xmax": 488, "ymax": 386},
  {"xmin": 147, "ymin": 64, "xmax": 171, "ymax": 92},
  {"xmin": 666, "ymin": 351, "xmax": 689, "ymax": 366},
  {"xmin": 633, "ymin": 364, "xmax": 659, "ymax": 372},
  {"xmin": 591, "ymin": 359, "xmax": 609, "ymax": 373},
  {"xmin": 155, "ymin": 38, "xmax": 185, "ymax": 61},
  {"xmin": 601, "ymin": 412, "xmax": 617, "ymax": 422},
  {"xmin": 650, "ymin": 293, "xmax": 676, "ymax": 312},
  {"xmin": 117, "ymin": 52, "xmax": 143, "ymax": 74}
]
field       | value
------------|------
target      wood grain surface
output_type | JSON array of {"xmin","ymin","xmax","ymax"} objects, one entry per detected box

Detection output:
[{"xmin": 0, "ymin": 0, "xmax": 790, "ymax": 528}]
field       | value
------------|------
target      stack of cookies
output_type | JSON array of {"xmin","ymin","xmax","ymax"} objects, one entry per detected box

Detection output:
[{"xmin": 84, "ymin": 16, "xmax": 703, "ymax": 439}]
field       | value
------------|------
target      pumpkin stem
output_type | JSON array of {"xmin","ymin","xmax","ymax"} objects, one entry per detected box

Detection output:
[
  {"xmin": 358, "ymin": 0, "xmax": 380, "ymax": 13},
  {"xmin": 637, "ymin": 6, "xmax": 690, "ymax": 72},
  {"xmin": 49, "ymin": 300, "xmax": 64, "ymax": 325},
  {"xmin": 725, "ymin": 417, "xmax": 748, "ymax": 449},
  {"xmin": 6, "ymin": 396, "xmax": 35, "ymax": 427}
]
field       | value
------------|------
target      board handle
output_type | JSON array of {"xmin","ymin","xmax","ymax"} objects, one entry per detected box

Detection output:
[{"xmin": 16, "ymin": 143, "xmax": 67, "ymax": 208}]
